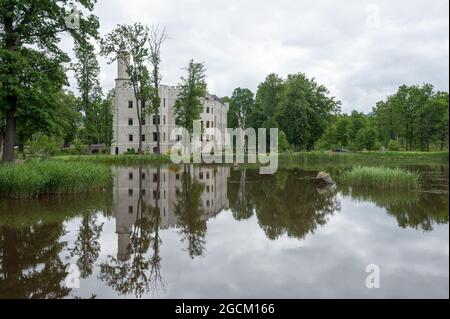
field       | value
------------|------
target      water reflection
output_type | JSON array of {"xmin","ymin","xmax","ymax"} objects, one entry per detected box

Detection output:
[
  {"xmin": 0, "ymin": 224, "xmax": 70, "ymax": 298},
  {"xmin": 340, "ymin": 186, "xmax": 449, "ymax": 231},
  {"xmin": 98, "ymin": 165, "xmax": 230, "ymax": 297},
  {"xmin": 0, "ymin": 165, "xmax": 448, "ymax": 298}
]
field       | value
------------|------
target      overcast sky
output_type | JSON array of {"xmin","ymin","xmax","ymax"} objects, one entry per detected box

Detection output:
[{"xmin": 65, "ymin": 0, "xmax": 449, "ymax": 113}]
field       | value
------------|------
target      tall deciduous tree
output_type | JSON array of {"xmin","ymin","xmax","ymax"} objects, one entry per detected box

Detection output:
[
  {"xmin": 173, "ymin": 59, "xmax": 207, "ymax": 134},
  {"xmin": 147, "ymin": 25, "xmax": 167, "ymax": 155},
  {"xmin": 277, "ymin": 73, "xmax": 340, "ymax": 150},
  {"xmin": 101, "ymin": 23, "xmax": 150, "ymax": 153},
  {"xmin": 0, "ymin": 0, "xmax": 99, "ymax": 162},
  {"xmin": 229, "ymin": 88, "xmax": 254, "ymax": 149},
  {"xmin": 72, "ymin": 40, "xmax": 103, "ymax": 144}
]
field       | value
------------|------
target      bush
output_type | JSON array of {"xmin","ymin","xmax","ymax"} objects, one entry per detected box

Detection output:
[
  {"xmin": 388, "ymin": 140, "xmax": 402, "ymax": 151},
  {"xmin": 124, "ymin": 148, "xmax": 137, "ymax": 155},
  {"xmin": 26, "ymin": 134, "xmax": 61, "ymax": 159}
]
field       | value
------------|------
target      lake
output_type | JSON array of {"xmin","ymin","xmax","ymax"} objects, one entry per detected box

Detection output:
[{"xmin": 0, "ymin": 164, "xmax": 448, "ymax": 299}]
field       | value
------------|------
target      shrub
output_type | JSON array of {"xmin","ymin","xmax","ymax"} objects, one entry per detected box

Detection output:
[
  {"xmin": 26, "ymin": 133, "xmax": 61, "ymax": 159},
  {"xmin": 388, "ymin": 140, "xmax": 402, "ymax": 151}
]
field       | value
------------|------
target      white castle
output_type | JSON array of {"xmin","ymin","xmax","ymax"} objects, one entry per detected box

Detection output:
[{"xmin": 111, "ymin": 58, "xmax": 229, "ymax": 155}]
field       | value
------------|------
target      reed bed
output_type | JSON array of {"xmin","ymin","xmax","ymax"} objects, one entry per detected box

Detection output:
[
  {"xmin": 0, "ymin": 161, "xmax": 112, "ymax": 199},
  {"xmin": 339, "ymin": 166, "xmax": 421, "ymax": 189}
]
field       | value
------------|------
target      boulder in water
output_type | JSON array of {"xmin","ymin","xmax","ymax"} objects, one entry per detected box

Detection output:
[{"xmin": 316, "ymin": 171, "xmax": 335, "ymax": 185}]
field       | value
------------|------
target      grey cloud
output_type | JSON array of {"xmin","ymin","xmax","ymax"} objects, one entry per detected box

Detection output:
[{"xmin": 65, "ymin": 0, "xmax": 448, "ymax": 114}]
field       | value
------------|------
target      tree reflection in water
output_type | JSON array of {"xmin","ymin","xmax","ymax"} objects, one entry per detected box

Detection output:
[
  {"xmin": 70, "ymin": 213, "xmax": 104, "ymax": 279},
  {"xmin": 174, "ymin": 165, "xmax": 207, "ymax": 259},
  {"xmin": 340, "ymin": 186, "xmax": 449, "ymax": 232},
  {"xmin": 99, "ymin": 166, "xmax": 165, "ymax": 298},
  {"xmin": 228, "ymin": 168, "xmax": 341, "ymax": 240},
  {"xmin": 0, "ymin": 224, "xmax": 70, "ymax": 299}
]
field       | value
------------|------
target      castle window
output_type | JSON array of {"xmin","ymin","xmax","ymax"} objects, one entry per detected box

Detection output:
[
  {"xmin": 176, "ymin": 173, "xmax": 180, "ymax": 180},
  {"xmin": 206, "ymin": 121, "xmax": 210, "ymax": 128},
  {"xmin": 163, "ymin": 116, "xmax": 166, "ymax": 125},
  {"xmin": 141, "ymin": 134, "xmax": 146, "ymax": 142},
  {"xmin": 153, "ymin": 132, "xmax": 158, "ymax": 142},
  {"xmin": 206, "ymin": 172, "xmax": 210, "ymax": 179},
  {"xmin": 142, "ymin": 173, "xmax": 146, "ymax": 180},
  {"xmin": 129, "ymin": 172, "xmax": 133, "ymax": 180},
  {"xmin": 128, "ymin": 101, "xmax": 133, "ymax": 108},
  {"xmin": 199, "ymin": 172, "xmax": 204, "ymax": 180},
  {"xmin": 128, "ymin": 189, "xmax": 133, "ymax": 197},
  {"xmin": 163, "ymin": 98, "xmax": 166, "ymax": 107},
  {"xmin": 206, "ymin": 107, "xmax": 210, "ymax": 114},
  {"xmin": 128, "ymin": 118, "xmax": 133, "ymax": 126},
  {"xmin": 211, "ymin": 121, "xmax": 214, "ymax": 127},
  {"xmin": 153, "ymin": 173, "xmax": 158, "ymax": 182},
  {"xmin": 128, "ymin": 134, "xmax": 133, "ymax": 142},
  {"xmin": 163, "ymin": 132, "xmax": 166, "ymax": 141},
  {"xmin": 141, "ymin": 118, "xmax": 146, "ymax": 125},
  {"xmin": 128, "ymin": 206, "xmax": 133, "ymax": 214},
  {"xmin": 153, "ymin": 116, "xmax": 156, "ymax": 124}
]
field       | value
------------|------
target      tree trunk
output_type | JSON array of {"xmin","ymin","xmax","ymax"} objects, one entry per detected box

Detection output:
[
  {"xmin": 0, "ymin": 131, "xmax": 4, "ymax": 159},
  {"xmin": 2, "ymin": 106, "xmax": 16, "ymax": 163},
  {"xmin": 2, "ymin": 14, "xmax": 18, "ymax": 163}
]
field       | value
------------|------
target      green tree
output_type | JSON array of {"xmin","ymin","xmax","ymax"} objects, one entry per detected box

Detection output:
[
  {"xmin": 248, "ymin": 74, "xmax": 284, "ymax": 130},
  {"xmin": 335, "ymin": 116, "xmax": 350, "ymax": 147},
  {"xmin": 277, "ymin": 73, "xmax": 340, "ymax": 150},
  {"xmin": 173, "ymin": 59, "xmax": 207, "ymax": 134},
  {"xmin": 278, "ymin": 130, "xmax": 289, "ymax": 152},
  {"xmin": 146, "ymin": 25, "xmax": 167, "ymax": 154},
  {"xmin": 0, "ymin": 0, "xmax": 99, "ymax": 162},
  {"xmin": 101, "ymin": 23, "xmax": 150, "ymax": 153},
  {"xmin": 72, "ymin": 40, "xmax": 103, "ymax": 145},
  {"xmin": 229, "ymin": 88, "xmax": 254, "ymax": 130},
  {"xmin": 354, "ymin": 127, "xmax": 379, "ymax": 150}
]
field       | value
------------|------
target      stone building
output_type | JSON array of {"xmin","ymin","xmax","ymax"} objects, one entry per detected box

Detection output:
[{"xmin": 111, "ymin": 58, "xmax": 229, "ymax": 155}]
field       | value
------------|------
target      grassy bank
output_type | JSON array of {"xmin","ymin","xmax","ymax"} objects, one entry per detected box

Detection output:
[
  {"xmin": 339, "ymin": 166, "xmax": 421, "ymax": 189},
  {"xmin": 55, "ymin": 151, "xmax": 449, "ymax": 166},
  {"xmin": 0, "ymin": 161, "xmax": 112, "ymax": 199},
  {"xmin": 279, "ymin": 151, "xmax": 449, "ymax": 164},
  {"xmin": 54, "ymin": 154, "xmax": 171, "ymax": 165}
]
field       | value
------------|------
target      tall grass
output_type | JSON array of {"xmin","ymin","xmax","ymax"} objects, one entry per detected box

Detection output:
[
  {"xmin": 0, "ymin": 161, "xmax": 112, "ymax": 199},
  {"xmin": 340, "ymin": 166, "xmax": 421, "ymax": 189}
]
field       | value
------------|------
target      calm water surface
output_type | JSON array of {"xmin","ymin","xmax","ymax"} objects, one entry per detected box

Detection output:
[{"xmin": 0, "ymin": 165, "xmax": 448, "ymax": 299}]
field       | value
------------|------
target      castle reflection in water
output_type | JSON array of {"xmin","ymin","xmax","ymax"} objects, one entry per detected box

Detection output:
[{"xmin": 113, "ymin": 166, "xmax": 230, "ymax": 261}]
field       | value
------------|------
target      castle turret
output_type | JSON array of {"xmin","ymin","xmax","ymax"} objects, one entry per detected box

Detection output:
[{"xmin": 117, "ymin": 55, "xmax": 129, "ymax": 80}]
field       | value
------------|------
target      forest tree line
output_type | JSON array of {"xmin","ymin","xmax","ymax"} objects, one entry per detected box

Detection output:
[{"xmin": 227, "ymin": 76, "xmax": 449, "ymax": 152}]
